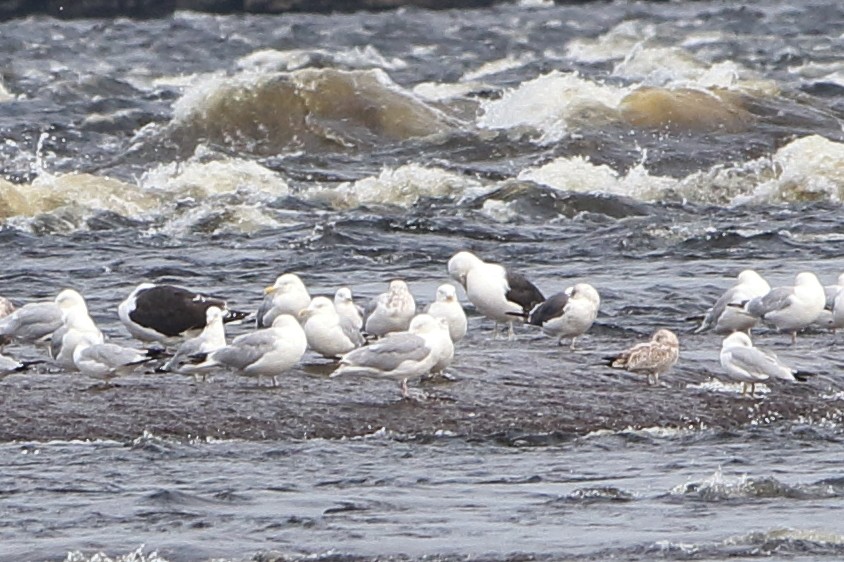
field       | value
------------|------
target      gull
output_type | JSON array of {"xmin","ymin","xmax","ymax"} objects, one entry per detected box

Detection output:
[
  {"xmin": 334, "ymin": 287, "xmax": 364, "ymax": 331},
  {"xmin": 257, "ymin": 273, "xmax": 311, "ymax": 328},
  {"xmin": 424, "ymin": 283, "xmax": 467, "ymax": 343},
  {"xmin": 0, "ymin": 297, "xmax": 14, "ymax": 346},
  {"xmin": 694, "ymin": 270, "xmax": 770, "ymax": 334},
  {"xmin": 813, "ymin": 273, "xmax": 844, "ymax": 333},
  {"xmin": 0, "ymin": 301, "xmax": 63, "ymax": 347},
  {"xmin": 51, "ymin": 289, "xmax": 105, "ymax": 370},
  {"xmin": 526, "ymin": 283, "xmax": 600, "ymax": 349},
  {"xmin": 160, "ymin": 306, "xmax": 228, "ymax": 377},
  {"xmin": 606, "ymin": 329, "xmax": 680, "ymax": 385},
  {"xmin": 119, "ymin": 283, "xmax": 248, "ymax": 343},
  {"xmin": 744, "ymin": 271, "xmax": 825, "ymax": 343},
  {"xmin": 332, "ymin": 314, "xmax": 452, "ymax": 398},
  {"xmin": 0, "ymin": 353, "xmax": 42, "ymax": 375},
  {"xmin": 447, "ymin": 250, "xmax": 544, "ymax": 340},
  {"xmin": 72, "ymin": 334, "xmax": 158, "ymax": 377},
  {"xmin": 363, "ymin": 279, "xmax": 417, "ymax": 338},
  {"xmin": 300, "ymin": 296, "xmax": 365, "ymax": 359},
  {"xmin": 719, "ymin": 331, "xmax": 813, "ymax": 397},
  {"xmin": 192, "ymin": 314, "xmax": 307, "ymax": 386}
]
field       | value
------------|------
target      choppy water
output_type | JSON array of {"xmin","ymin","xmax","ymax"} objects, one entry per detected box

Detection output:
[{"xmin": 1, "ymin": 1, "xmax": 844, "ymax": 560}]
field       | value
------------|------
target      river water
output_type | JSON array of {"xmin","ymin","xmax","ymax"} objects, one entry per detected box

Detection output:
[{"xmin": 1, "ymin": 1, "xmax": 844, "ymax": 560}]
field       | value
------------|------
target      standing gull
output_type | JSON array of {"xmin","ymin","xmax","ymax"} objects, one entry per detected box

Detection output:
[
  {"xmin": 0, "ymin": 301, "xmax": 63, "ymax": 347},
  {"xmin": 160, "ymin": 306, "xmax": 228, "ymax": 376},
  {"xmin": 526, "ymin": 283, "xmax": 600, "ymax": 349},
  {"xmin": 363, "ymin": 279, "xmax": 417, "ymax": 338},
  {"xmin": 744, "ymin": 271, "xmax": 825, "ymax": 343},
  {"xmin": 51, "ymin": 289, "xmax": 105, "ymax": 370},
  {"xmin": 447, "ymin": 251, "xmax": 544, "ymax": 340},
  {"xmin": 193, "ymin": 314, "xmax": 307, "ymax": 386},
  {"xmin": 334, "ymin": 287, "xmax": 364, "ymax": 331},
  {"xmin": 0, "ymin": 297, "xmax": 14, "ymax": 346},
  {"xmin": 694, "ymin": 270, "xmax": 770, "ymax": 334},
  {"xmin": 0, "ymin": 353, "xmax": 42, "ymax": 375},
  {"xmin": 606, "ymin": 329, "xmax": 680, "ymax": 385},
  {"xmin": 72, "ymin": 334, "xmax": 158, "ymax": 377},
  {"xmin": 719, "ymin": 331, "xmax": 813, "ymax": 397},
  {"xmin": 332, "ymin": 314, "xmax": 451, "ymax": 398},
  {"xmin": 119, "ymin": 283, "xmax": 248, "ymax": 343},
  {"xmin": 424, "ymin": 283, "xmax": 467, "ymax": 343},
  {"xmin": 300, "ymin": 296, "xmax": 365, "ymax": 359},
  {"xmin": 257, "ymin": 273, "xmax": 311, "ymax": 328},
  {"xmin": 813, "ymin": 273, "xmax": 844, "ymax": 333}
]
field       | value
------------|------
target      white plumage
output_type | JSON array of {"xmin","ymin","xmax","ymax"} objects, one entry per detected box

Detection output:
[
  {"xmin": 424, "ymin": 283, "xmax": 467, "ymax": 343},
  {"xmin": 300, "ymin": 296, "xmax": 365, "ymax": 359},
  {"xmin": 51, "ymin": 289, "xmax": 104, "ymax": 370},
  {"xmin": 257, "ymin": 274, "xmax": 311, "ymax": 328}
]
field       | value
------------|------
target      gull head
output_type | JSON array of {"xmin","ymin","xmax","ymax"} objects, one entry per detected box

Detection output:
[
  {"xmin": 300, "ymin": 296, "xmax": 334, "ymax": 320},
  {"xmin": 205, "ymin": 306, "xmax": 225, "ymax": 324},
  {"xmin": 722, "ymin": 331, "xmax": 753, "ymax": 349},
  {"xmin": 652, "ymin": 329, "xmax": 679, "ymax": 348},
  {"xmin": 436, "ymin": 283, "xmax": 458, "ymax": 303},
  {"xmin": 265, "ymin": 273, "xmax": 305, "ymax": 295},
  {"xmin": 55, "ymin": 289, "xmax": 87, "ymax": 312},
  {"xmin": 570, "ymin": 283, "xmax": 600, "ymax": 307},
  {"xmin": 334, "ymin": 287, "xmax": 354, "ymax": 305},
  {"xmin": 447, "ymin": 251, "xmax": 483, "ymax": 288}
]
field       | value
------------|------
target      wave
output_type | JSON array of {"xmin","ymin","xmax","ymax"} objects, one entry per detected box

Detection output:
[
  {"xmin": 0, "ymin": 152, "xmax": 290, "ymax": 235},
  {"xmin": 670, "ymin": 467, "xmax": 844, "ymax": 502},
  {"xmin": 305, "ymin": 163, "xmax": 488, "ymax": 210},
  {"xmin": 167, "ymin": 68, "xmax": 453, "ymax": 155},
  {"xmin": 1, "ymin": 133, "xmax": 841, "ymax": 234},
  {"xmin": 64, "ymin": 546, "xmax": 170, "ymax": 562},
  {"xmin": 518, "ymin": 134, "xmax": 844, "ymax": 206}
]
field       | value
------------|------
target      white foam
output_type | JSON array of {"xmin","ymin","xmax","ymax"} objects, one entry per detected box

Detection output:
[
  {"xmin": 461, "ymin": 54, "xmax": 536, "ymax": 82},
  {"xmin": 565, "ymin": 20, "xmax": 655, "ymax": 64},
  {"xmin": 744, "ymin": 135, "xmax": 844, "ymax": 204},
  {"xmin": 307, "ymin": 163, "xmax": 487, "ymax": 209},
  {"xmin": 519, "ymin": 155, "xmax": 677, "ymax": 200},
  {"xmin": 477, "ymin": 71, "xmax": 628, "ymax": 143},
  {"xmin": 64, "ymin": 545, "xmax": 169, "ymax": 562}
]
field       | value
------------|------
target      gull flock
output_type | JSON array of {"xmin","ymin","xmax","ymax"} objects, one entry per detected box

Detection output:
[{"xmin": 0, "ymin": 252, "xmax": 839, "ymax": 399}]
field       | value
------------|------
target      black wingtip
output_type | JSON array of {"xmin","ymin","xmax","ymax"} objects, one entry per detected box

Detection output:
[
  {"xmin": 794, "ymin": 370, "xmax": 815, "ymax": 382},
  {"xmin": 224, "ymin": 310, "xmax": 250, "ymax": 323},
  {"xmin": 188, "ymin": 351, "xmax": 209, "ymax": 365}
]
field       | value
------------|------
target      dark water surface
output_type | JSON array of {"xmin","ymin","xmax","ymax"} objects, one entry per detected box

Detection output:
[{"xmin": 1, "ymin": 1, "xmax": 844, "ymax": 560}]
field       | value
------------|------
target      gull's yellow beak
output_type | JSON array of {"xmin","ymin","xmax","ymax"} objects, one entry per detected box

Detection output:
[{"xmin": 263, "ymin": 285, "xmax": 277, "ymax": 295}]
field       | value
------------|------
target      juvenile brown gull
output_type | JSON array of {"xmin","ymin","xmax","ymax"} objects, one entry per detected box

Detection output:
[
  {"xmin": 363, "ymin": 279, "xmax": 417, "ymax": 338},
  {"xmin": 606, "ymin": 329, "xmax": 679, "ymax": 385}
]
